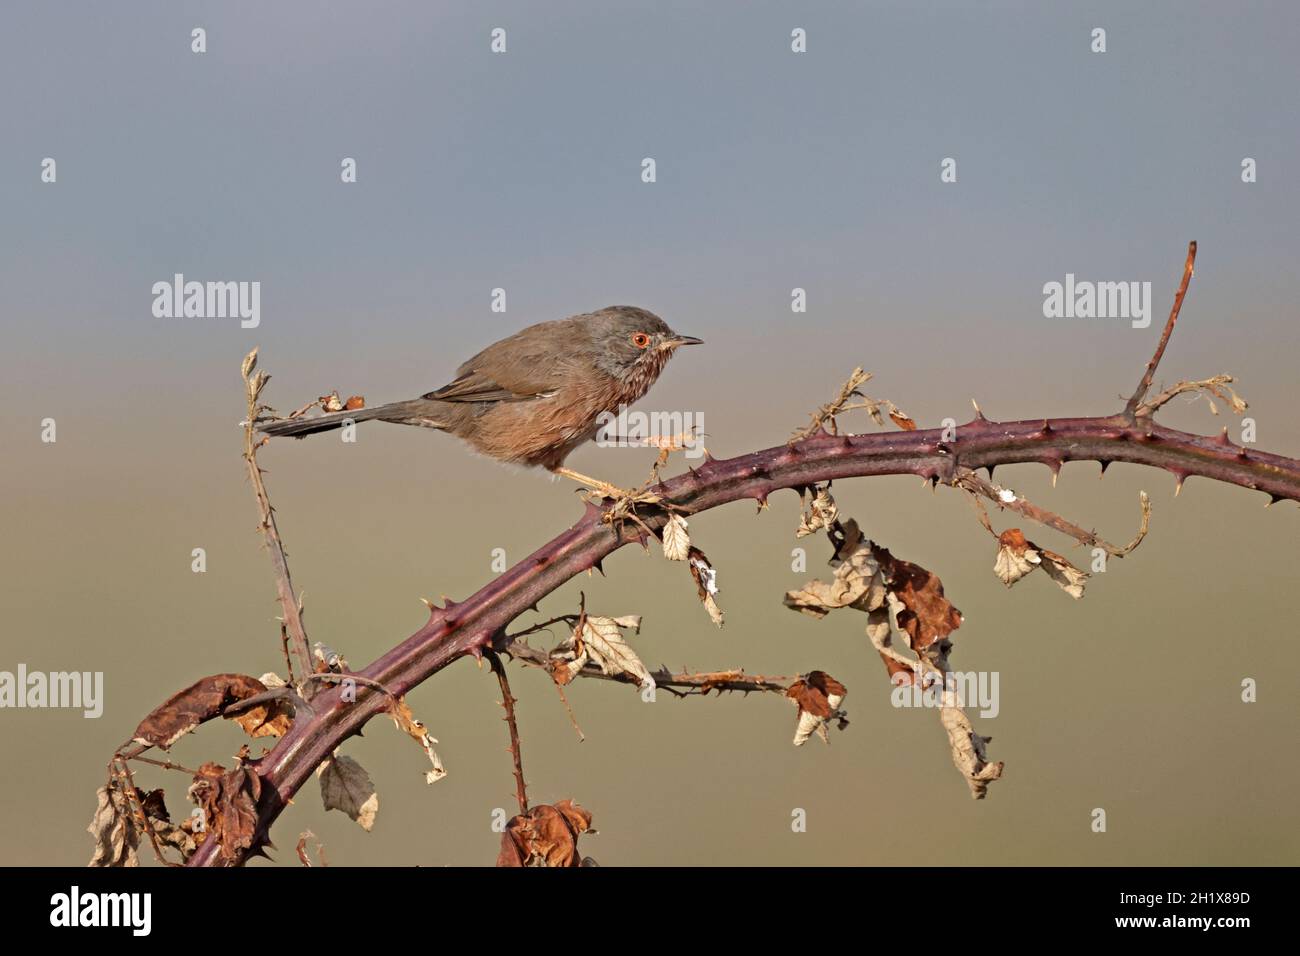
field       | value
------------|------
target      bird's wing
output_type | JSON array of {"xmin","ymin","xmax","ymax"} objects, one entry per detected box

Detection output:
[
  {"xmin": 422, "ymin": 369, "xmax": 544, "ymax": 403},
  {"xmin": 421, "ymin": 319, "xmax": 579, "ymax": 403}
]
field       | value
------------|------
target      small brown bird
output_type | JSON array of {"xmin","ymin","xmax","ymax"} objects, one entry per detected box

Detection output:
[{"xmin": 258, "ymin": 306, "xmax": 702, "ymax": 494}]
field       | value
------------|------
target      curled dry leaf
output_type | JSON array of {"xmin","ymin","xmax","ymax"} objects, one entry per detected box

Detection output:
[
  {"xmin": 939, "ymin": 690, "xmax": 1005, "ymax": 799},
  {"xmin": 131, "ymin": 673, "xmax": 290, "ymax": 750},
  {"xmin": 317, "ymin": 753, "xmax": 379, "ymax": 831},
  {"xmin": 785, "ymin": 519, "xmax": 885, "ymax": 618},
  {"xmin": 661, "ymin": 513, "xmax": 691, "ymax": 561},
  {"xmin": 786, "ymin": 671, "xmax": 849, "ymax": 746},
  {"xmin": 138, "ymin": 788, "xmax": 199, "ymax": 861},
  {"xmin": 249, "ymin": 369, "xmax": 271, "ymax": 403},
  {"xmin": 888, "ymin": 409, "xmax": 918, "ymax": 431},
  {"xmin": 869, "ymin": 542, "xmax": 963, "ymax": 653},
  {"xmin": 785, "ymin": 517, "xmax": 962, "ymax": 680},
  {"xmin": 389, "ymin": 697, "xmax": 447, "ymax": 784},
  {"xmin": 993, "ymin": 529, "xmax": 1038, "ymax": 586},
  {"xmin": 295, "ymin": 830, "xmax": 327, "ymax": 867},
  {"xmin": 188, "ymin": 759, "xmax": 263, "ymax": 864},
  {"xmin": 687, "ymin": 546, "xmax": 724, "ymax": 627},
  {"xmin": 87, "ymin": 785, "xmax": 140, "ymax": 868},
  {"xmin": 796, "ymin": 484, "xmax": 839, "ymax": 538},
  {"xmin": 994, "ymin": 529, "xmax": 1089, "ymax": 599},
  {"xmin": 786, "ymin": 519, "xmax": 999, "ymax": 795},
  {"xmin": 496, "ymin": 799, "xmax": 594, "ymax": 867},
  {"xmin": 552, "ymin": 615, "xmax": 652, "ymax": 689}
]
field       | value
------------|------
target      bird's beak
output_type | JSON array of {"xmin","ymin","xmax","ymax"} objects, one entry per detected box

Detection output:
[{"xmin": 661, "ymin": 334, "xmax": 704, "ymax": 350}]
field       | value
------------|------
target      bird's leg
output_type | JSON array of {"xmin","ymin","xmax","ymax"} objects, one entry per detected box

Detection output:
[
  {"xmin": 552, "ymin": 468, "xmax": 668, "ymax": 542},
  {"xmin": 553, "ymin": 467, "xmax": 650, "ymax": 503}
]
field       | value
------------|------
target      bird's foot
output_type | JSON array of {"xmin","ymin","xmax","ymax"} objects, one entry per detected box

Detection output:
[
  {"xmin": 553, "ymin": 467, "xmax": 671, "ymax": 537},
  {"xmin": 553, "ymin": 467, "xmax": 658, "ymax": 505}
]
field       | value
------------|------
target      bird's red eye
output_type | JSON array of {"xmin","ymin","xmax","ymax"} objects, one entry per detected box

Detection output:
[{"xmin": 631, "ymin": 332, "xmax": 651, "ymax": 349}]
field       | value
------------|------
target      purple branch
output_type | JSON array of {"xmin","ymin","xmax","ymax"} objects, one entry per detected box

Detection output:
[{"xmin": 189, "ymin": 407, "xmax": 1300, "ymax": 866}]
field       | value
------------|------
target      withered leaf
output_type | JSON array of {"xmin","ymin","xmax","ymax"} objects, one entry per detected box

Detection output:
[
  {"xmin": 138, "ymin": 788, "xmax": 199, "ymax": 861},
  {"xmin": 579, "ymin": 615, "xmax": 653, "ymax": 688},
  {"xmin": 229, "ymin": 696, "xmax": 293, "ymax": 741},
  {"xmin": 796, "ymin": 485, "xmax": 839, "ymax": 538},
  {"xmin": 661, "ymin": 514, "xmax": 691, "ymax": 561},
  {"xmin": 551, "ymin": 614, "xmax": 651, "ymax": 689},
  {"xmin": 993, "ymin": 529, "xmax": 1089, "ymax": 599},
  {"xmin": 1039, "ymin": 548, "xmax": 1089, "ymax": 599},
  {"xmin": 87, "ymin": 785, "xmax": 140, "ymax": 868},
  {"xmin": 187, "ymin": 760, "xmax": 263, "ymax": 864},
  {"xmin": 317, "ymin": 754, "xmax": 379, "ymax": 831},
  {"xmin": 132, "ymin": 674, "xmax": 276, "ymax": 750},
  {"xmin": 785, "ymin": 519, "xmax": 959, "ymax": 682},
  {"xmin": 993, "ymin": 529, "xmax": 1039, "ymax": 586},
  {"xmin": 784, "ymin": 518, "xmax": 886, "ymax": 618},
  {"xmin": 888, "ymin": 409, "xmax": 918, "ymax": 431},
  {"xmin": 870, "ymin": 543, "xmax": 962, "ymax": 652},
  {"xmin": 496, "ymin": 799, "xmax": 594, "ymax": 867},
  {"xmin": 940, "ymin": 697, "xmax": 1004, "ymax": 799},
  {"xmin": 787, "ymin": 671, "xmax": 849, "ymax": 746},
  {"xmin": 388, "ymin": 697, "xmax": 447, "ymax": 784},
  {"xmin": 687, "ymin": 547, "xmax": 724, "ymax": 627}
]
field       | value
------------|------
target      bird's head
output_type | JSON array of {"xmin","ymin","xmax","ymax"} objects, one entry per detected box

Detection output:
[{"xmin": 588, "ymin": 306, "xmax": 703, "ymax": 387}]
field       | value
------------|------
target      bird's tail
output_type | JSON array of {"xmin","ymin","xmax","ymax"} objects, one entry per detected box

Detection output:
[{"xmin": 257, "ymin": 399, "xmax": 439, "ymax": 439}]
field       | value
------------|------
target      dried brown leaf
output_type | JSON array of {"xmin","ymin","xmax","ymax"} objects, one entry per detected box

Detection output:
[
  {"xmin": 661, "ymin": 513, "xmax": 691, "ymax": 561},
  {"xmin": 317, "ymin": 754, "xmax": 378, "ymax": 831},
  {"xmin": 187, "ymin": 759, "xmax": 263, "ymax": 864},
  {"xmin": 388, "ymin": 697, "xmax": 447, "ymax": 784},
  {"xmin": 993, "ymin": 529, "xmax": 1088, "ymax": 599},
  {"xmin": 796, "ymin": 485, "xmax": 839, "ymax": 538},
  {"xmin": 688, "ymin": 547, "xmax": 724, "ymax": 627},
  {"xmin": 132, "ymin": 674, "xmax": 276, "ymax": 750},
  {"xmin": 496, "ymin": 799, "xmax": 594, "ymax": 867},
  {"xmin": 87, "ymin": 785, "xmax": 140, "ymax": 868},
  {"xmin": 870, "ymin": 543, "xmax": 963, "ymax": 652},
  {"xmin": 786, "ymin": 671, "xmax": 849, "ymax": 746}
]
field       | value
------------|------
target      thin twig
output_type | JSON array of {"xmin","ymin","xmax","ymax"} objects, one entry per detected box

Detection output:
[
  {"xmin": 551, "ymin": 680, "xmax": 586, "ymax": 741},
  {"xmin": 486, "ymin": 650, "xmax": 528, "ymax": 814},
  {"xmin": 955, "ymin": 467, "xmax": 1151, "ymax": 556},
  {"xmin": 790, "ymin": 367, "xmax": 871, "ymax": 441},
  {"xmin": 111, "ymin": 758, "xmax": 180, "ymax": 867},
  {"xmin": 1140, "ymin": 374, "xmax": 1248, "ymax": 418},
  {"xmin": 1126, "ymin": 240, "xmax": 1197, "ymax": 416},
  {"xmin": 241, "ymin": 349, "xmax": 315, "ymax": 685},
  {"xmin": 127, "ymin": 754, "xmax": 201, "ymax": 776},
  {"xmin": 506, "ymin": 640, "xmax": 795, "ymax": 696}
]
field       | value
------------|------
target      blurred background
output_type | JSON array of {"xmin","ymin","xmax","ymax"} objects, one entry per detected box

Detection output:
[{"xmin": 1, "ymin": 1, "xmax": 1297, "ymax": 866}]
